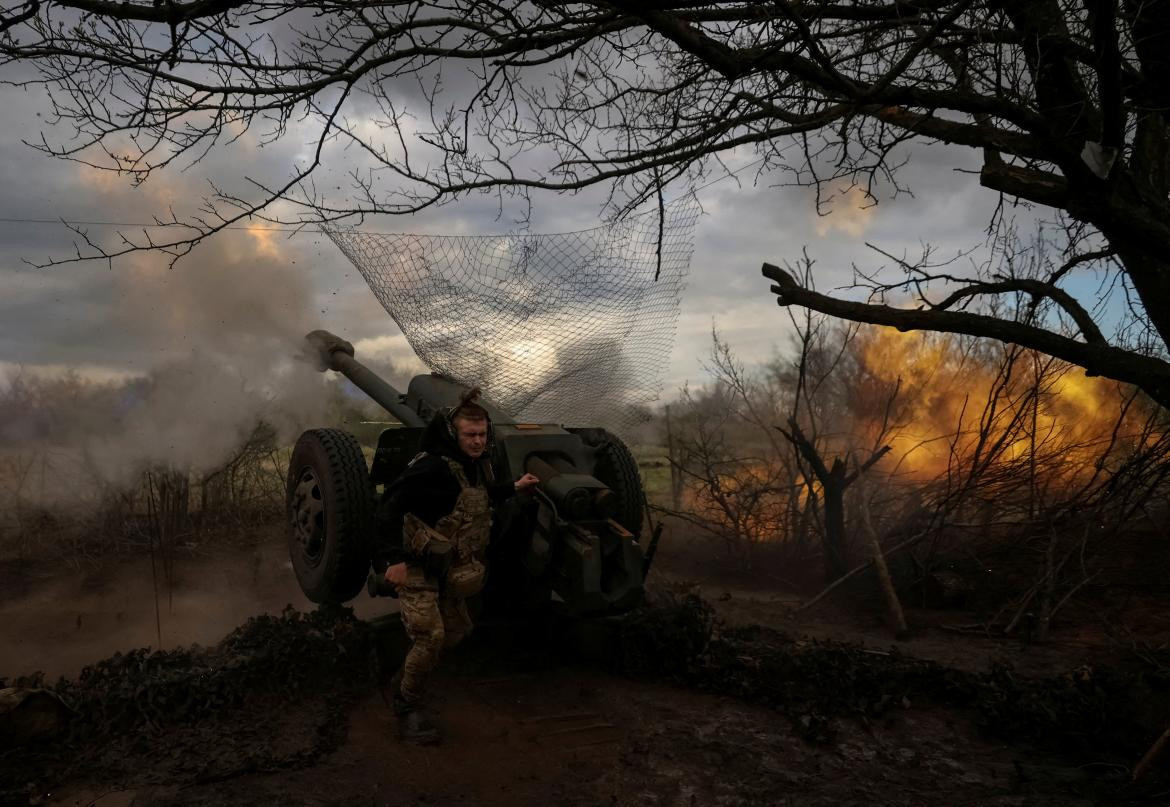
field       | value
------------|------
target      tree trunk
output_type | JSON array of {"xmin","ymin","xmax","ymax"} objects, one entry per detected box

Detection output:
[
  {"xmin": 821, "ymin": 459, "xmax": 849, "ymax": 582},
  {"xmin": 859, "ymin": 493, "xmax": 909, "ymax": 639},
  {"xmin": 1035, "ymin": 528, "xmax": 1057, "ymax": 643},
  {"xmin": 664, "ymin": 404, "xmax": 683, "ymax": 511},
  {"xmin": 780, "ymin": 420, "xmax": 891, "ymax": 584}
]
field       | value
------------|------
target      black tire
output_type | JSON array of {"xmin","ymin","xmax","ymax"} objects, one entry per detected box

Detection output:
[
  {"xmin": 590, "ymin": 430, "xmax": 645, "ymax": 540},
  {"xmin": 286, "ymin": 428, "xmax": 373, "ymax": 603}
]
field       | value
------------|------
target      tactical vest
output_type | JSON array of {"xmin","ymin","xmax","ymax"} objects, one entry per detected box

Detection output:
[{"xmin": 402, "ymin": 454, "xmax": 492, "ymax": 598}]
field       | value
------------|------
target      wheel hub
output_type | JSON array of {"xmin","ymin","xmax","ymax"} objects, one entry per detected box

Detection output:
[{"xmin": 290, "ymin": 467, "xmax": 326, "ymax": 566}]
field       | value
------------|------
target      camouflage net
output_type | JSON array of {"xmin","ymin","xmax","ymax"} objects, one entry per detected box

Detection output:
[{"xmin": 326, "ymin": 197, "xmax": 702, "ymax": 433}]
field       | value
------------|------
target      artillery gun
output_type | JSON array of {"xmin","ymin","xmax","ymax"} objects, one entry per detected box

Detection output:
[{"xmin": 286, "ymin": 330, "xmax": 654, "ymax": 616}]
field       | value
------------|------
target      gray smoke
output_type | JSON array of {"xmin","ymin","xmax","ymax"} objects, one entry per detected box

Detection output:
[{"xmin": 0, "ymin": 231, "xmax": 354, "ymax": 502}]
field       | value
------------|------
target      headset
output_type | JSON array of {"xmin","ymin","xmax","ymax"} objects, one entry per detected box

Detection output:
[{"xmin": 444, "ymin": 387, "xmax": 496, "ymax": 454}]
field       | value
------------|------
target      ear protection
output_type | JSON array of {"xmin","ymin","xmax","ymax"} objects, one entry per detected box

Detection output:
[{"xmin": 445, "ymin": 388, "xmax": 495, "ymax": 448}]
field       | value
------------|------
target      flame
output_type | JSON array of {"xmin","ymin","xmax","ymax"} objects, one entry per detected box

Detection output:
[
  {"xmin": 850, "ymin": 328, "xmax": 1151, "ymax": 481},
  {"xmin": 688, "ymin": 459, "xmax": 786, "ymax": 543},
  {"xmin": 674, "ymin": 327, "xmax": 1159, "ymax": 548}
]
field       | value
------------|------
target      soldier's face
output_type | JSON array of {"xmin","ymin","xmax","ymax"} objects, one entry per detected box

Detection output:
[{"xmin": 455, "ymin": 417, "xmax": 489, "ymax": 459}]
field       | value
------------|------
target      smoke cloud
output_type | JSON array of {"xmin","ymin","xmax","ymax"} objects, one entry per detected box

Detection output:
[{"xmin": 0, "ymin": 229, "xmax": 344, "ymax": 501}]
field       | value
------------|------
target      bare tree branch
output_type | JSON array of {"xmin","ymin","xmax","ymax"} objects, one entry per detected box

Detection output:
[
  {"xmin": 763, "ymin": 262, "xmax": 1170, "ymax": 410},
  {"xmin": 1, "ymin": 0, "xmax": 1168, "ymax": 400}
]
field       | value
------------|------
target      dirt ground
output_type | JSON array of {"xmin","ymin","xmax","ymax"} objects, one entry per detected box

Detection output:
[
  {"xmin": 3, "ymin": 526, "xmax": 1169, "ymax": 806},
  {"xmin": 40, "ymin": 664, "xmax": 1103, "ymax": 807}
]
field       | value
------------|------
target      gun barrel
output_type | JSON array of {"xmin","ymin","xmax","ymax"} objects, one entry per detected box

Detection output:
[{"xmin": 304, "ymin": 330, "xmax": 426, "ymax": 427}]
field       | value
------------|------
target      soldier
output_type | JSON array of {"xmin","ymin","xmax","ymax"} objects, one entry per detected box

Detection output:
[{"xmin": 375, "ymin": 388, "xmax": 538, "ymax": 744}]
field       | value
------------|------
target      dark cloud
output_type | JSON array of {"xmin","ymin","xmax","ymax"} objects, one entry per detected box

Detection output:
[{"xmin": 0, "ymin": 77, "xmax": 1018, "ymax": 407}]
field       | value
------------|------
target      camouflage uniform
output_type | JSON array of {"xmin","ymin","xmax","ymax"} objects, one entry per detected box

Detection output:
[{"xmin": 397, "ymin": 457, "xmax": 492, "ymax": 704}]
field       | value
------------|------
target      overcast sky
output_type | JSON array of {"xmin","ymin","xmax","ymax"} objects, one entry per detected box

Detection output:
[{"xmin": 0, "ymin": 77, "xmax": 1000, "ymax": 407}]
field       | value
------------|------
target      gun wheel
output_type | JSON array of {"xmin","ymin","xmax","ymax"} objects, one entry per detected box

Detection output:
[
  {"xmin": 290, "ymin": 466, "xmax": 327, "ymax": 564},
  {"xmin": 590, "ymin": 429, "xmax": 645, "ymax": 540},
  {"xmin": 285, "ymin": 428, "xmax": 373, "ymax": 603}
]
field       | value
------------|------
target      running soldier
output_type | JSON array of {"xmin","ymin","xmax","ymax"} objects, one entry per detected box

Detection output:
[{"xmin": 375, "ymin": 388, "xmax": 538, "ymax": 744}]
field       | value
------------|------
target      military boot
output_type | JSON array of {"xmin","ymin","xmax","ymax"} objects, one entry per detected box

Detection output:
[{"xmin": 394, "ymin": 692, "xmax": 440, "ymax": 745}]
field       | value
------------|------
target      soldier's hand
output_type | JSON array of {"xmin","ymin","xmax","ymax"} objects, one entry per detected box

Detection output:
[
  {"xmin": 385, "ymin": 562, "xmax": 408, "ymax": 586},
  {"xmin": 514, "ymin": 473, "xmax": 540, "ymax": 493}
]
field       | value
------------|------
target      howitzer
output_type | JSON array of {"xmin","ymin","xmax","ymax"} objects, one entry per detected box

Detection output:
[{"xmin": 286, "ymin": 330, "xmax": 650, "ymax": 615}]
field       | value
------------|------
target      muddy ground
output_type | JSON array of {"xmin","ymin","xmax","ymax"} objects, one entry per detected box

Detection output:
[{"xmin": 2, "ymin": 528, "xmax": 1169, "ymax": 806}]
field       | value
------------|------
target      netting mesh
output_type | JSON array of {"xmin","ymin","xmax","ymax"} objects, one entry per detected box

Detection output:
[{"xmin": 326, "ymin": 197, "xmax": 701, "ymax": 435}]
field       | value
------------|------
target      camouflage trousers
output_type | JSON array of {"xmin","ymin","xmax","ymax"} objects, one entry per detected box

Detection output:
[{"xmin": 396, "ymin": 567, "xmax": 473, "ymax": 705}]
